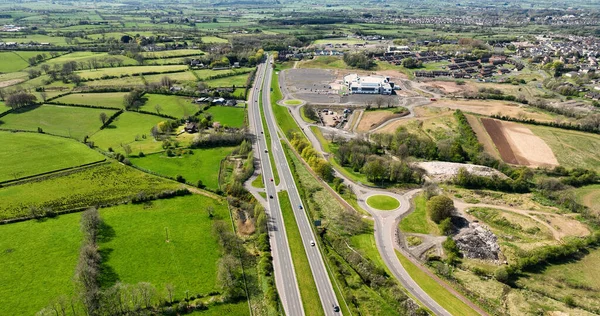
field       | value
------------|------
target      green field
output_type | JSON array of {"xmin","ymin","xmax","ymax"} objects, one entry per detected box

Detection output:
[
  {"xmin": 193, "ymin": 68, "xmax": 253, "ymax": 80},
  {"xmin": 130, "ymin": 147, "xmax": 235, "ymax": 190},
  {"xmin": 90, "ymin": 112, "xmax": 164, "ymax": 154},
  {"xmin": 54, "ymin": 92, "xmax": 128, "ymax": 108},
  {"xmin": 42, "ymin": 52, "xmax": 137, "ymax": 67},
  {"xmin": 0, "ymin": 212, "xmax": 81, "ymax": 315},
  {"xmin": 0, "ymin": 132, "xmax": 105, "ymax": 182},
  {"xmin": 0, "ymin": 51, "xmax": 31, "ymax": 72},
  {"xmin": 205, "ymin": 73, "xmax": 250, "ymax": 88},
  {"xmin": 76, "ymin": 65, "xmax": 188, "ymax": 79},
  {"xmin": 205, "ymin": 106, "xmax": 246, "ymax": 128},
  {"xmin": 0, "ymin": 104, "xmax": 117, "ymax": 141},
  {"xmin": 399, "ymin": 194, "xmax": 439, "ymax": 235},
  {"xmin": 531, "ymin": 125, "xmax": 600, "ymax": 171},
  {"xmin": 142, "ymin": 49, "xmax": 204, "ymax": 58},
  {"xmin": 366, "ymin": 195, "xmax": 400, "ymax": 210},
  {"xmin": 396, "ymin": 251, "xmax": 480, "ymax": 316},
  {"xmin": 278, "ymin": 190, "xmax": 324, "ymax": 316},
  {"xmin": 270, "ymin": 70, "xmax": 303, "ymax": 137},
  {"xmin": 99, "ymin": 195, "xmax": 229, "ymax": 299},
  {"xmin": 201, "ymin": 36, "xmax": 228, "ymax": 43},
  {"xmin": 284, "ymin": 99, "xmax": 303, "ymax": 105},
  {"xmin": 574, "ymin": 184, "xmax": 600, "ymax": 215},
  {"xmin": 81, "ymin": 75, "xmax": 144, "ymax": 87},
  {"xmin": 0, "ymin": 163, "xmax": 180, "ymax": 220},
  {"xmin": 143, "ymin": 94, "xmax": 199, "ymax": 118}
]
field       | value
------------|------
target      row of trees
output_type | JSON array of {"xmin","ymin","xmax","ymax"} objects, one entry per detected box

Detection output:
[
  {"xmin": 4, "ymin": 91, "xmax": 37, "ymax": 109},
  {"xmin": 289, "ymin": 132, "xmax": 334, "ymax": 182},
  {"xmin": 343, "ymin": 52, "xmax": 376, "ymax": 70}
]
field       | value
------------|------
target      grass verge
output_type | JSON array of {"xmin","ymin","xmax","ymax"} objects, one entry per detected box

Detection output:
[
  {"xmin": 399, "ymin": 194, "xmax": 440, "ymax": 235},
  {"xmin": 251, "ymin": 174, "xmax": 265, "ymax": 188}
]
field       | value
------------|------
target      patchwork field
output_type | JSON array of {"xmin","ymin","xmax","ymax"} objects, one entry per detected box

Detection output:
[
  {"xmin": 205, "ymin": 105, "xmax": 246, "ymax": 128},
  {"xmin": 99, "ymin": 195, "xmax": 229, "ymax": 299},
  {"xmin": 0, "ymin": 132, "xmax": 105, "ymax": 182},
  {"xmin": 0, "ymin": 51, "xmax": 32, "ymax": 73},
  {"xmin": 141, "ymin": 49, "xmax": 204, "ymax": 58},
  {"xmin": 0, "ymin": 212, "xmax": 81, "ymax": 315},
  {"xmin": 0, "ymin": 104, "xmax": 118, "ymax": 141},
  {"xmin": 204, "ymin": 73, "xmax": 250, "ymax": 88},
  {"xmin": 142, "ymin": 94, "xmax": 199, "ymax": 118},
  {"xmin": 530, "ymin": 125, "xmax": 600, "ymax": 171},
  {"xmin": 90, "ymin": 112, "xmax": 164, "ymax": 154},
  {"xmin": 53, "ymin": 92, "xmax": 128, "ymax": 108},
  {"xmin": 0, "ymin": 163, "xmax": 180, "ymax": 220},
  {"xmin": 130, "ymin": 147, "xmax": 235, "ymax": 190},
  {"xmin": 480, "ymin": 118, "xmax": 558, "ymax": 168}
]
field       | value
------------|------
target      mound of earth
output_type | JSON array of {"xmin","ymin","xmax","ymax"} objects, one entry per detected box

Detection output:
[
  {"xmin": 414, "ymin": 161, "xmax": 507, "ymax": 183},
  {"xmin": 454, "ymin": 222, "xmax": 501, "ymax": 261}
]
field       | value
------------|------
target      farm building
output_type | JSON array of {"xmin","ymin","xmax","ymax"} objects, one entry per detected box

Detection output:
[{"xmin": 343, "ymin": 74, "xmax": 393, "ymax": 95}]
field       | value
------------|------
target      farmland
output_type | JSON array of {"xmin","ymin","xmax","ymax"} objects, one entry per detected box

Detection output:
[
  {"xmin": 76, "ymin": 65, "xmax": 188, "ymax": 79},
  {"xmin": 90, "ymin": 111, "xmax": 164, "ymax": 154},
  {"xmin": 130, "ymin": 147, "xmax": 235, "ymax": 190},
  {"xmin": 531, "ymin": 125, "xmax": 600, "ymax": 171},
  {"xmin": 0, "ymin": 51, "xmax": 34, "ymax": 72},
  {"xmin": 142, "ymin": 93, "xmax": 199, "ymax": 118},
  {"xmin": 53, "ymin": 92, "xmax": 128, "ymax": 109},
  {"xmin": 0, "ymin": 162, "xmax": 180, "ymax": 220},
  {"xmin": 205, "ymin": 73, "xmax": 251, "ymax": 88},
  {"xmin": 0, "ymin": 212, "xmax": 82, "ymax": 315},
  {"xmin": 0, "ymin": 104, "xmax": 117, "ymax": 141},
  {"xmin": 98, "ymin": 195, "xmax": 229, "ymax": 299},
  {"xmin": 205, "ymin": 105, "xmax": 246, "ymax": 128},
  {"xmin": 0, "ymin": 131, "xmax": 105, "ymax": 182}
]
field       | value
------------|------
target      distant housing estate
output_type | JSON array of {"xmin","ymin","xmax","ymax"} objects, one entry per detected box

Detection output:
[{"xmin": 343, "ymin": 74, "xmax": 393, "ymax": 95}]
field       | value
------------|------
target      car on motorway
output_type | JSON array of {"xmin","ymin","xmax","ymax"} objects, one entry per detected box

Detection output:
[
  {"xmin": 261, "ymin": 131, "xmax": 263, "ymax": 134},
  {"xmin": 264, "ymin": 149, "xmax": 268, "ymax": 153},
  {"xmin": 270, "ymin": 178, "xmax": 273, "ymax": 182},
  {"xmin": 269, "ymin": 195, "xmax": 273, "ymax": 199},
  {"xmin": 310, "ymin": 240, "xmax": 315, "ymax": 246},
  {"xmin": 298, "ymin": 204, "xmax": 303, "ymax": 209},
  {"xmin": 333, "ymin": 306, "xmax": 340, "ymax": 312}
]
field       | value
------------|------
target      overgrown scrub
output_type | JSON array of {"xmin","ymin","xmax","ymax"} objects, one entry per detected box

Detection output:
[{"xmin": 289, "ymin": 132, "xmax": 334, "ymax": 182}]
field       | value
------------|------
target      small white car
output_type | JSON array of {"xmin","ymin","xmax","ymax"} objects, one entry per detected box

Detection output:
[{"xmin": 310, "ymin": 240, "xmax": 315, "ymax": 246}]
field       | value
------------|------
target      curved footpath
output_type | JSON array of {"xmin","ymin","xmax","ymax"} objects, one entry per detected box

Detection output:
[{"xmin": 278, "ymin": 69, "xmax": 489, "ymax": 316}]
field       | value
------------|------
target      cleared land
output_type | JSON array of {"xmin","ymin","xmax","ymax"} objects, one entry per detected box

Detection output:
[
  {"xmin": 530, "ymin": 125, "xmax": 600, "ymax": 171},
  {"xmin": 366, "ymin": 195, "xmax": 400, "ymax": 210},
  {"xmin": 142, "ymin": 94, "xmax": 199, "ymax": 118},
  {"xmin": 0, "ymin": 132, "xmax": 105, "ymax": 182},
  {"xmin": 481, "ymin": 118, "xmax": 558, "ymax": 168},
  {"xmin": 0, "ymin": 163, "xmax": 180, "ymax": 220},
  {"xmin": 426, "ymin": 99, "xmax": 554, "ymax": 122},
  {"xmin": 465, "ymin": 114, "xmax": 500, "ymax": 159},
  {"xmin": 90, "ymin": 112, "xmax": 164, "ymax": 154},
  {"xmin": 0, "ymin": 212, "xmax": 81, "ymax": 315},
  {"xmin": 99, "ymin": 195, "xmax": 228, "ymax": 299},
  {"xmin": 54, "ymin": 92, "xmax": 128, "ymax": 108},
  {"xmin": 205, "ymin": 106, "xmax": 246, "ymax": 128},
  {"xmin": 0, "ymin": 104, "xmax": 117, "ymax": 141},
  {"xmin": 130, "ymin": 147, "xmax": 235, "ymax": 190}
]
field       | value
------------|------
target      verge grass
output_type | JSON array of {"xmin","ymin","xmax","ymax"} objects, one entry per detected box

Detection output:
[
  {"xmin": 99, "ymin": 195, "xmax": 228, "ymax": 300},
  {"xmin": 278, "ymin": 190, "xmax": 324, "ymax": 316},
  {"xmin": 130, "ymin": 147, "xmax": 235, "ymax": 190},
  {"xmin": 0, "ymin": 131, "xmax": 105, "ymax": 182},
  {"xmin": 399, "ymin": 194, "xmax": 439, "ymax": 235},
  {"xmin": 0, "ymin": 212, "xmax": 81, "ymax": 315},
  {"xmin": 54, "ymin": 92, "xmax": 128, "ymax": 109},
  {"xmin": 0, "ymin": 163, "xmax": 180, "ymax": 220},
  {"xmin": 251, "ymin": 174, "xmax": 264, "ymax": 188},
  {"xmin": 366, "ymin": 195, "xmax": 400, "ymax": 210},
  {"xmin": 0, "ymin": 104, "xmax": 117, "ymax": 141},
  {"xmin": 205, "ymin": 105, "xmax": 246, "ymax": 128},
  {"xmin": 395, "ymin": 251, "xmax": 480, "ymax": 316}
]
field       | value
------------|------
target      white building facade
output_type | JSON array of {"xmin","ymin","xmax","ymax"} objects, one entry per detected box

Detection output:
[{"xmin": 344, "ymin": 74, "xmax": 393, "ymax": 95}]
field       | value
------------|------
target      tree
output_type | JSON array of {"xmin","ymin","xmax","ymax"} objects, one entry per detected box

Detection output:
[
  {"xmin": 216, "ymin": 254, "xmax": 244, "ymax": 301},
  {"xmin": 159, "ymin": 76, "xmax": 172, "ymax": 88},
  {"xmin": 123, "ymin": 89, "xmax": 145, "ymax": 109},
  {"xmin": 427, "ymin": 195, "xmax": 454, "ymax": 223},
  {"xmin": 99, "ymin": 112, "xmax": 108, "ymax": 125},
  {"xmin": 154, "ymin": 104, "xmax": 162, "ymax": 114},
  {"xmin": 375, "ymin": 96, "xmax": 385, "ymax": 109},
  {"xmin": 39, "ymin": 91, "xmax": 47, "ymax": 102},
  {"xmin": 401, "ymin": 57, "xmax": 422, "ymax": 69},
  {"xmin": 6, "ymin": 92, "xmax": 37, "ymax": 109},
  {"xmin": 40, "ymin": 64, "xmax": 50, "ymax": 74},
  {"xmin": 121, "ymin": 144, "xmax": 132, "ymax": 157},
  {"xmin": 207, "ymin": 206, "xmax": 214, "ymax": 218}
]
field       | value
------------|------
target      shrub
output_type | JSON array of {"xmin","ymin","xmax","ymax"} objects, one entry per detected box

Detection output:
[{"xmin": 427, "ymin": 195, "xmax": 454, "ymax": 223}]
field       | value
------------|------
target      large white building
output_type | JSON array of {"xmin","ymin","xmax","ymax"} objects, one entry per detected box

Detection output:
[{"xmin": 343, "ymin": 74, "xmax": 393, "ymax": 95}]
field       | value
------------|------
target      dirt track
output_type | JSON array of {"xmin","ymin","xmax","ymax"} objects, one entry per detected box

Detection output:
[{"xmin": 481, "ymin": 118, "xmax": 520, "ymax": 164}]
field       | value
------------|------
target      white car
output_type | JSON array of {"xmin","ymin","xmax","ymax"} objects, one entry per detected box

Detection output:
[{"xmin": 310, "ymin": 240, "xmax": 315, "ymax": 246}]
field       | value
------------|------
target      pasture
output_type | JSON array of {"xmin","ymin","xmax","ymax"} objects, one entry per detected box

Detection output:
[
  {"xmin": 41, "ymin": 52, "xmax": 137, "ymax": 67},
  {"xmin": 0, "ymin": 132, "xmax": 105, "ymax": 182},
  {"xmin": 0, "ymin": 51, "xmax": 32, "ymax": 72},
  {"xmin": 0, "ymin": 104, "xmax": 117, "ymax": 141},
  {"xmin": 201, "ymin": 36, "xmax": 228, "ymax": 43},
  {"xmin": 99, "ymin": 194, "xmax": 229, "ymax": 299},
  {"xmin": 205, "ymin": 105, "xmax": 246, "ymax": 128},
  {"xmin": 54, "ymin": 92, "xmax": 128, "ymax": 109},
  {"xmin": 141, "ymin": 49, "xmax": 204, "ymax": 58},
  {"xmin": 0, "ymin": 212, "xmax": 81, "ymax": 315},
  {"xmin": 130, "ymin": 147, "xmax": 235, "ymax": 190},
  {"xmin": 204, "ymin": 73, "xmax": 250, "ymax": 88},
  {"xmin": 142, "ymin": 94, "xmax": 199, "ymax": 118},
  {"xmin": 90, "ymin": 112, "xmax": 164, "ymax": 154},
  {"xmin": 194, "ymin": 68, "xmax": 253, "ymax": 80},
  {"xmin": 76, "ymin": 65, "xmax": 188, "ymax": 79},
  {"xmin": 0, "ymin": 162, "xmax": 180, "ymax": 220}
]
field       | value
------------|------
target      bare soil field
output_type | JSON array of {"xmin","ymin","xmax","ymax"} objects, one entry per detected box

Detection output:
[
  {"xmin": 481, "ymin": 118, "xmax": 558, "ymax": 168},
  {"xmin": 422, "ymin": 81, "xmax": 477, "ymax": 94},
  {"xmin": 0, "ymin": 79, "xmax": 24, "ymax": 88},
  {"xmin": 533, "ymin": 213, "xmax": 590, "ymax": 238},
  {"xmin": 427, "ymin": 99, "xmax": 554, "ymax": 122},
  {"xmin": 466, "ymin": 114, "xmax": 500, "ymax": 159},
  {"xmin": 357, "ymin": 110, "xmax": 400, "ymax": 132}
]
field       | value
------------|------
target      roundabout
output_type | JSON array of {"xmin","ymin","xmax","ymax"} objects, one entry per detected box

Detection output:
[{"xmin": 366, "ymin": 194, "xmax": 401, "ymax": 211}]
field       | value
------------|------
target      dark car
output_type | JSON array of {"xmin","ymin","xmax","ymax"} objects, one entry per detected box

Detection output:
[
  {"xmin": 298, "ymin": 205, "xmax": 303, "ymax": 209},
  {"xmin": 333, "ymin": 306, "xmax": 340, "ymax": 312},
  {"xmin": 269, "ymin": 195, "xmax": 273, "ymax": 199}
]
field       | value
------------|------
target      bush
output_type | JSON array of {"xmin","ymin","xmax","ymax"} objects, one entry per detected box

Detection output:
[
  {"xmin": 427, "ymin": 195, "xmax": 454, "ymax": 223},
  {"xmin": 176, "ymin": 175, "xmax": 186, "ymax": 183},
  {"xmin": 439, "ymin": 217, "xmax": 453, "ymax": 236}
]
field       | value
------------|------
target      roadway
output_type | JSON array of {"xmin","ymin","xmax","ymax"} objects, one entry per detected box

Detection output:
[
  {"xmin": 260, "ymin": 56, "xmax": 342, "ymax": 316},
  {"xmin": 248, "ymin": 59, "xmax": 304, "ymax": 316}
]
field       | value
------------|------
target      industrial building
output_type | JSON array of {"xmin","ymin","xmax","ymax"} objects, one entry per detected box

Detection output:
[{"xmin": 343, "ymin": 74, "xmax": 393, "ymax": 95}]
